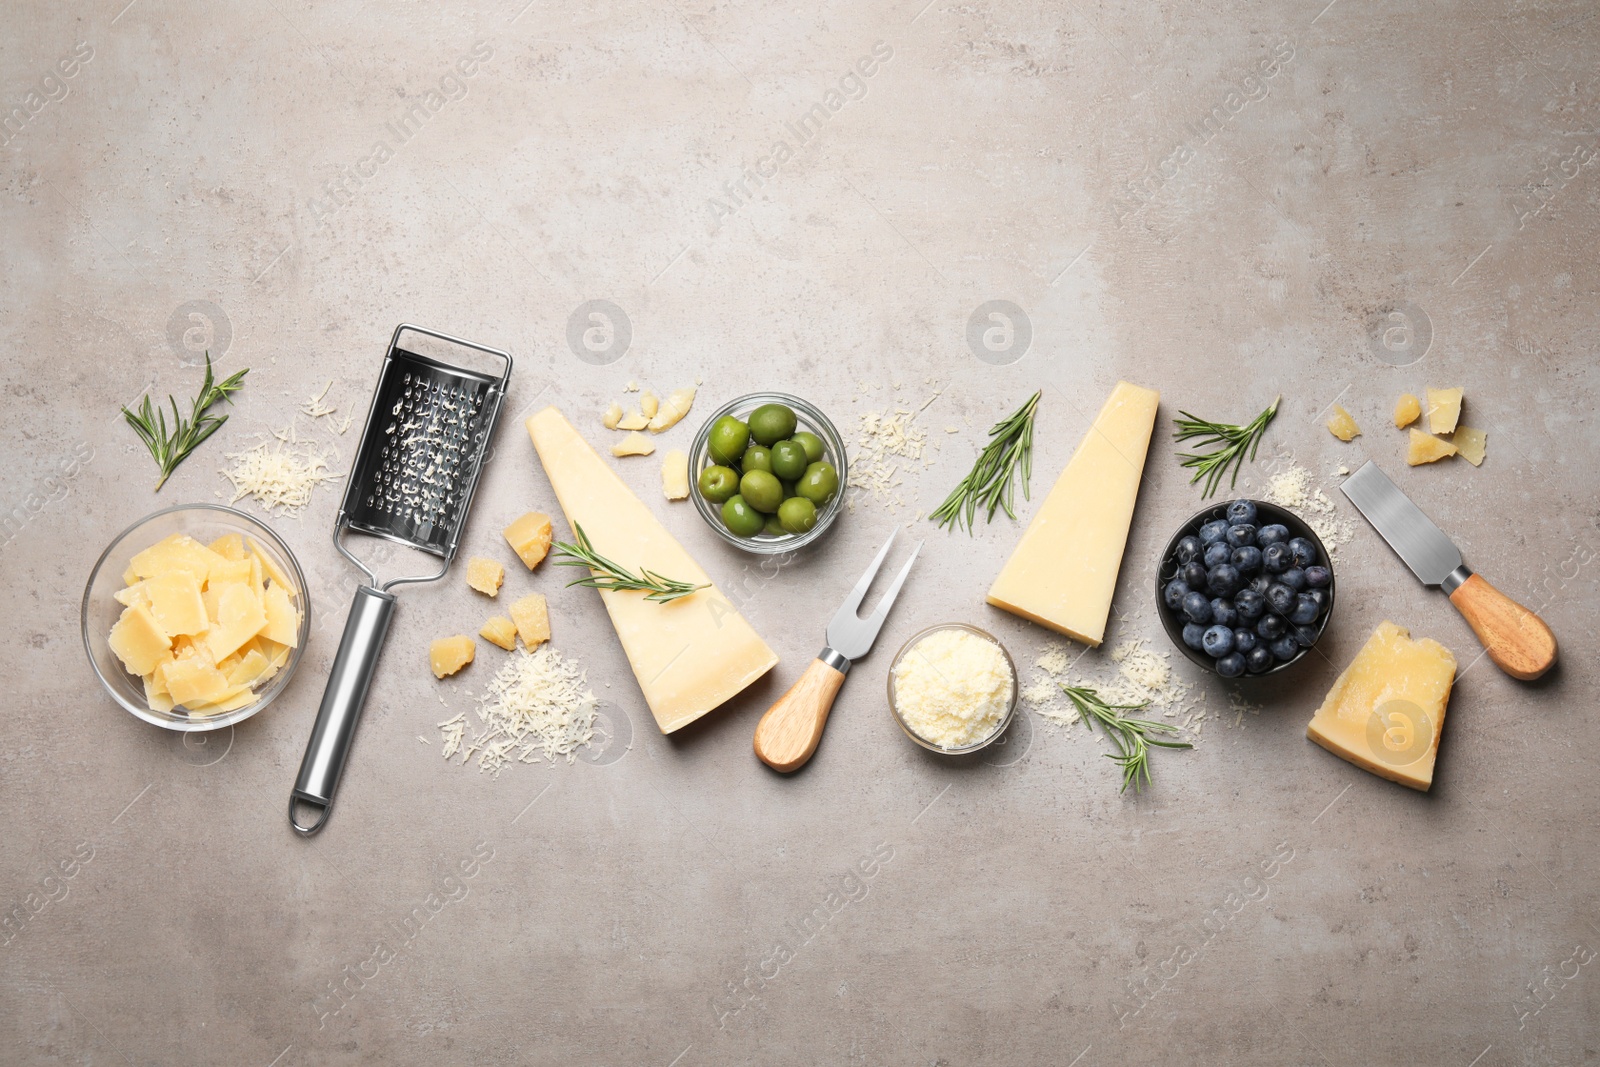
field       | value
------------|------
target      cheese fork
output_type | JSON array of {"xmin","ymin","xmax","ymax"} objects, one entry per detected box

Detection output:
[{"xmin": 754, "ymin": 530, "xmax": 922, "ymax": 772}]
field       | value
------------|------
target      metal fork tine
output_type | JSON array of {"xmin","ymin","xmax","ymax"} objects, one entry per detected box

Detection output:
[
  {"xmin": 833, "ymin": 528, "xmax": 898, "ymax": 622},
  {"xmin": 861, "ymin": 540, "xmax": 922, "ymax": 632}
]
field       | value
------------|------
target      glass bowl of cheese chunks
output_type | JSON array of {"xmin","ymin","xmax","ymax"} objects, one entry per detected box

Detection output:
[{"xmin": 82, "ymin": 504, "xmax": 310, "ymax": 731}]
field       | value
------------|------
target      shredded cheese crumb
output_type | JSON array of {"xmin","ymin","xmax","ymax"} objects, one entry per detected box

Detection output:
[
  {"xmin": 301, "ymin": 380, "xmax": 337, "ymax": 420},
  {"xmin": 222, "ymin": 437, "xmax": 340, "ymax": 515},
  {"xmin": 1263, "ymin": 460, "xmax": 1355, "ymax": 553},
  {"xmin": 849, "ymin": 406, "xmax": 928, "ymax": 510},
  {"xmin": 442, "ymin": 646, "xmax": 599, "ymax": 776}
]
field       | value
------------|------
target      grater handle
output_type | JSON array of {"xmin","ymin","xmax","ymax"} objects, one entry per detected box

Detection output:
[{"xmin": 289, "ymin": 585, "xmax": 397, "ymax": 836}]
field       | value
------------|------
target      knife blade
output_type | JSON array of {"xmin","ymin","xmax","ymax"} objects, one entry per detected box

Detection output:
[{"xmin": 1340, "ymin": 460, "xmax": 1557, "ymax": 680}]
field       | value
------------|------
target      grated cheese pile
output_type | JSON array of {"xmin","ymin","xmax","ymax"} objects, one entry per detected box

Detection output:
[
  {"xmin": 892, "ymin": 628, "xmax": 1012, "ymax": 749},
  {"xmin": 848, "ymin": 406, "xmax": 928, "ymax": 510},
  {"xmin": 440, "ymin": 645, "xmax": 598, "ymax": 776},
  {"xmin": 222, "ymin": 437, "xmax": 340, "ymax": 515},
  {"xmin": 1024, "ymin": 635, "xmax": 1205, "ymax": 737},
  {"xmin": 1261, "ymin": 460, "xmax": 1354, "ymax": 553}
]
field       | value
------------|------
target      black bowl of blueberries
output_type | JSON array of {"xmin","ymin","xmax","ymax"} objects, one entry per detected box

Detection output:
[{"xmin": 1155, "ymin": 498, "xmax": 1335, "ymax": 678}]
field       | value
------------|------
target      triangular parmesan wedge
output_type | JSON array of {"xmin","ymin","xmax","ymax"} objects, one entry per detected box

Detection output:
[
  {"xmin": 986, "ymin": 381, "xmax": 1160, "ymax": 647},
  {"xmin": 526, "ymin": 407, "xmax": 779, "ymax": 733}
]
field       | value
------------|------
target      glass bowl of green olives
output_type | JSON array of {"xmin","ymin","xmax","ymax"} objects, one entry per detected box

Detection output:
[{"xmin": 688, "ymin": 393, "xmax": 848, "ymax": 555}]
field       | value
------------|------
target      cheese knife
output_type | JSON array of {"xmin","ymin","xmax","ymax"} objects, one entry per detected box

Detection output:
[
  {"xmin": 1340, "ymin": 460, "xmax": 1557, "ymax": 680},
  {"xmin": 754, "ymin": 529, "xmax": 922, "ymax": 772}
]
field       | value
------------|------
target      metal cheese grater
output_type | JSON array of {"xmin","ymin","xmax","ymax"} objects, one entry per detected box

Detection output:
[{"xmin": 290, "ymin": 324, "xmax": 512, "ymax": 835}]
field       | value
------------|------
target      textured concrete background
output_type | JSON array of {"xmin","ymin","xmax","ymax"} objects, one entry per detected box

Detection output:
[{"xmin": 3, "ymin": 0, "xmax": 1598, "ymax": 1063}]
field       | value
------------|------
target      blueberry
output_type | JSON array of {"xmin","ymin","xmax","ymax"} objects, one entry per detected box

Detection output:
[
  {"xmin": 1215, "ymin": 652, "xmax": 1246, "ymax": 678},
  {"xmin": 1210, "ymin": 598, "xmax": 1239, "ymax": 627},
  {"xmin": 1234, "ymin": 589, "xmax": 1266, "ymax": 621},
  {"xmin": 1281, "ymin": 567, "xmax": 1307, "ymax": 591},
  {"xmin": 1202, "ymin": 624, "xmax": 1235, "ymax": 657},
  {"xmin": 1233, "ymin": 628, "xmax": 1259, "ymax": 654},
  {"xmin": 1226, "ymin": 524, "xmax": 1257, "ymax": 548},
  {"xmin": 1289, "ymin": 594, "xmax": 1320, "ymax": 625},
  {"xmin": 1246, "ymin": 646, "xmax": 1275, "ymax": 673},
  {"xmin": 1231, "ymin": 545, "xmax": 1263, "ymax": 574},
  {"xmin": 1207, "ymin": 564, "xmax": 1243, "ymax": 597},
  {"xmin": 1304, "ymin": 565, "xmax": 1331, "ymax": 589},
  {"xmin": 1203, "ymin": 541, "xmax": 1233, "ymax": 568},
  {"xmin": 1257, "ymin": 614, "xmax": 1287, "ymax": 640},
  {"xmin": 1270, "ymin": 635, "xmax": 1300, "ymax": 661},
  {"xmin": 1288, "ymin": 537, "xmax": 1318, "ymax": 567},
  {"xmin": 1182, "ymin": 622, "xmax": 1208, "ymax": 651},
  {"xmin": 1226, "ymin": 499, "xmax": 1258, "ymax": 527},
  {"xmin": 1305, "ymin": 588, "xmax": 1329, "ymax": 613},
  {"xmin": 1163, "ymin": 579, "xmax": 1191, "ymax": 610},
  {"xmin": 1181, "ymin": 562, "xmax": 1208, "ymax": 589},
  {"xmin": 1266, "ymin": 582, "xmax": 1296, "ymax": 615},
  {"xmin": 1182, "ymin": 591, "xmax": 1213, "ymax": 624},
  {"xmin": 1257, "ymin": 523, "xmax": 1290, "ymax": 546},
  {"xmin": 1293, "ymin": 623, "xmax": 1321, "ymax": 648},
  {"xmin": 1262, "ymin": 542, "xmax": 1293, "ymax": 574},
  {"xmin": 1175, "ymin": 535, "xmax": 1203, "ymax": 565},
  {"xmin": 1249, "ymin": 575, "xmax": 1274, "ymax": 595},
  {"xmin": 1199, "ymin": 519, "xmax": 1230, "ymax": 545}
]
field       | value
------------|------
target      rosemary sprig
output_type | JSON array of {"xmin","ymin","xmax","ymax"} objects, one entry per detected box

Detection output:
[
  {"xmin": 1172, "ymin": 396, "xmax": 1280, "ymax": 498},
  {"xmin": 930, "ymin": 391, "xmax": 1040, "ymax": 533},
  {"xmin": 121, "ymin": 353, "xmax": 249, "ymax": 490},
  {"xmin": 552, "ymin": 523, "xmax": 708, "ymax": 604},
  {"xmin": 1061, "ymin": 685, "xmax": 1192, "ymax": 794}
]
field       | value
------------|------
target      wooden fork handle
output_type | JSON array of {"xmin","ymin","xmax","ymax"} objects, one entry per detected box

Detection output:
[
  {"xmin": 1448, "ymin": 573, "xmax": 1557, "ymax": 680},
  {"xmin": 753, "ymin": 658, "xmax": 847, "ymax": 773}
]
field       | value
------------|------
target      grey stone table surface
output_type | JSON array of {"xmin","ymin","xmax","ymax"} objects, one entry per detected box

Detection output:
[{"xmin": 3, "ymin": 0, "xmax": 1597, "ymax": 1063}]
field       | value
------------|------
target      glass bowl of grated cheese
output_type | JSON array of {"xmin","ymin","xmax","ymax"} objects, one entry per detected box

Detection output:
[
  {"xmin": 82, "ymin": 503, "xmax": 311, "ymax": 732},
  {"xmin": 887, "ymin": 623, "xmax": 1018, "ymax": 754}
]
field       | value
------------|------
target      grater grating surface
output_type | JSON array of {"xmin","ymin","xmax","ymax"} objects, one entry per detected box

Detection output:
[{"xmin": 341, "ymin": 349, "xmax": 500, "ymax": 557}]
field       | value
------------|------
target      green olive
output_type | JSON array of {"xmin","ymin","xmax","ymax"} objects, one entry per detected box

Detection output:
[
  {"xmin": 762, "ymin": 514, "xmax": 786, "ymax": 537},
  {"xmin": 739, "ymin": 469, "xmax": 784, "ymax": 513},
  {"xmin": 697, "ymin": 464, "xmax": 739, "ymax": 503},
  {"xmin": 740, "ymin": 444, "xmax": 773, "ymax": 474},
  {"xmin": 796, "ymin": 461, "xmax": 839, "ymax": 505},
  {"xmin": 791, "ymin": 431, "xmax": 825, "ymax": 464},
  {"xmin": 708, "ymin": 416, "xmax": 750, "ymax": 467},
  {"xmin": 720, "ymin": 495, "xmax": 764, "ymax": 537},
  {"xmin": 770, "ymin": 439, "xmax": 808, "ymax": 482},
  {"xmin": 748, "ymin": 403, "xmax": 798, "ymax": 446},
  {"xmin": 778, "ymin": 496, "xmax": 818, "ymax": 534}
]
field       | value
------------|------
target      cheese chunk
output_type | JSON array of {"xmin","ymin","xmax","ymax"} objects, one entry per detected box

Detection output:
[
  {"xmin": 205, "ymin": 582, "xmax": 267, "ymax": 662},
  {"xmin": 509, "ymin": 593, "xmax": 550, "ymax": 648},
  {"xmin": 1425, "ymin": 387, "xmax": 1463, "ymax": 434},
  {"xmin": 1306, "ymin": 620, "xmax": 1456, "ymax": 791},
  {"xmin": 208, "ymin": 533, "xmax": 248, "ymax": 561},
  {"xmin": 260, "ymin": 582, "xmax": 299, "ymax": 646},
  {"xmin": 480, "ymin": 615, "xmax": 519, "ymax": 651},
  {"xmin": 503, "ymin": 512, "xmax": 553, "ymax": 570},
  {"xmin": 1452, "ymin": 425, "xmax": 1487, "ymax": 467},
  {"xmin": 109, "ymin": 604, "xmax": 172, "ymax": 676},
  {"xmin": 164, "ymin": 653, "xmax": 231, "ymax": 707},
  {"xmin": 986, "ymin": 382, "xmax": 1160, "ymax": 647},
  {"xmin": 1406, "ymin": 427, "xmax": 1458, "ymax": 465},
  {"xmin": 612, "ymin": 430, "xmax": 655, "ymax": 457},
  {"xmin": 144, "ymin": 571, "xmax": 210, "ymax": 637},
  {"xmin": 129, "ymin": 533, "xmax": 226, "ymax": 583},
  {"xmin": 648, "ymin": 387, "xmax": 695, "ymax": 433},
  {"xmin": 1393, "ymin": 393, "xmax": 1421, "ymax": 429},
  {"xmin": 661, "ymin": 450, "xmax": 690, "ymax": 500},
  {"xmin": 526, "ymin": 407, "xmax": 778, "ymax": 732},
  {"xmin": 1325, "ymin": 404, "xmax": 1360, "ymax": 442},
  {"xmin": 466, "ymin": 556, "xmax": 505, "ymax": 596},
  {"xmin": 429, "ymin": 635, "xmax": 475, "ymax": 678}
]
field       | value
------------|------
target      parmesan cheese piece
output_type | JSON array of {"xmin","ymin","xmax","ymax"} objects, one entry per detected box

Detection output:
[
  {"xmin": 509, "ymin": 594, "xmax": 550, "ymax": 648},
  {"xmin": 602, "ymin": 402, "xmax": 624, "ymax": 430},
  {"xmin": 1326, "ymin": 404, "xmax": 1360, "ymax": 442},
  {"xmin": 429, "ymin": 635, "xmax": 476, "ymax": 678},
  {"xmin": 987, "ymin": 382, "xmax": 1159, "ymax": 646},
  {"xmin": 1451, "ymin": 426, "xmax": 1487, "ymax": 466},
  {"xmin": 617, "ymin": 410, "xmax": 650, "ymax": 431},
  {"xmin": 647, "ymin": 387, "xmax": 695, "ymax": 432},
  {"xmin": 1306, "ymin": 620, "xmax": 1456, "ymax": 791},
  {"xmin": 611, "ymin": 431, "xmax": 655, "ymax": 457},
  {"xmin": 1393, "ymin": 393, "xmax": 1421, "ymax": 429},
  {"xmin": 1406, "ymin": 428, "xmax": 1458, "ymax": 465},
  {"xmin": 525, "ymin": 407, "xmax": 778, "ymax": 733},
  {"xmin": 503, "ymin": 512, "xmax": 553, "ymax": 570},
  {"xmin": 661, "ymin": 450, "xmax": 690, "ymax": 500},
  {"xmin": 892, "ymin": 628, "xmax": 1013, "ymax": 749},
  {"xmin": 1425, "ymin": 387, "xmax": 1463, "ymax": 435},
  {"xmin": 480, "ymin": 615, "xmax": 518, "ymax": 651},
  {"xmin": 466, "ymin": 557, "xmax": 505, "ymax": 597}
]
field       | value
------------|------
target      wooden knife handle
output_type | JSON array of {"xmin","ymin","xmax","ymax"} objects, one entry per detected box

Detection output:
[
  {"xmin": 1448, "ymin": 573, "xmax": 1557, "ymax": 680},
  {"xmin": 753, "ymin": 658, "xmax": 847, "ymax": 773}
]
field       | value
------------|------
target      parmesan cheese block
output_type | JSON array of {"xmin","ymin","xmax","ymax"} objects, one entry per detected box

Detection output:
[
  {"xmin": 526, "ymin": 406, "xmax": 779, "ymax": 732},
  {"xmin": 986, "ymin": 381, "xmax": 1160, "ymax": 647},
  {"xmin": 1306, "ymin": 620, "xmax": 1456, "ymax": 791}
]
